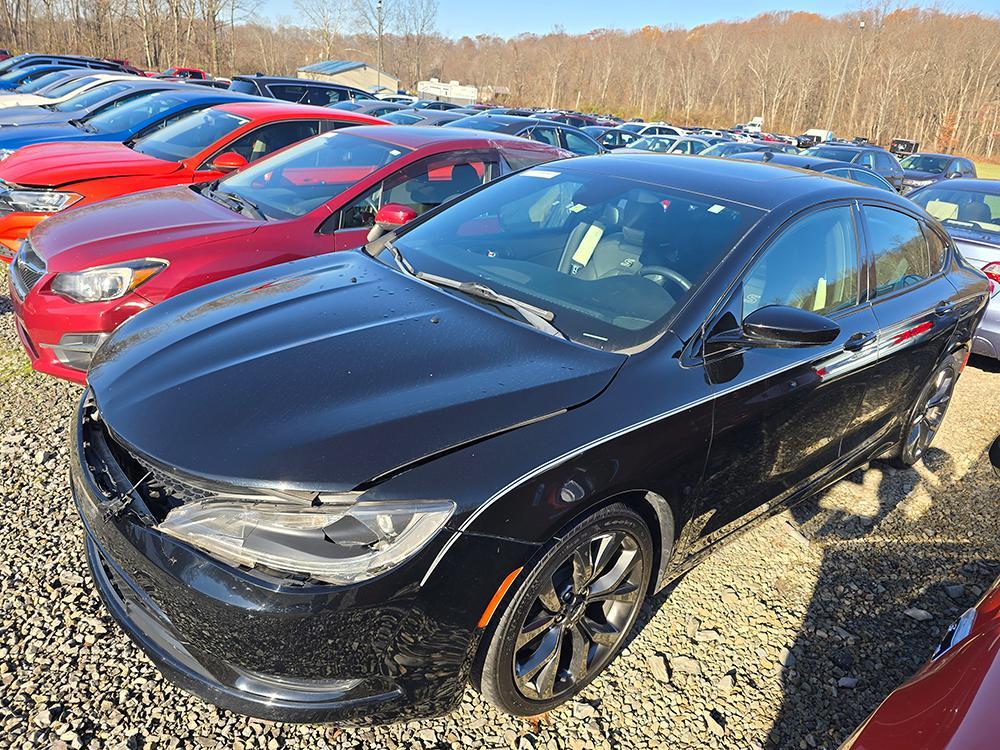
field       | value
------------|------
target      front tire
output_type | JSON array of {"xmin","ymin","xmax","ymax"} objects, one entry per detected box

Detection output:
[{"xmin": 478, "ymin": 504, "xmax": 652, "ymax": 716}]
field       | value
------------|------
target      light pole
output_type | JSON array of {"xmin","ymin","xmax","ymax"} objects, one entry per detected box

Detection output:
[{"xmin": 376, "ymin": 0, "xmax": 384, "ymax": 94}]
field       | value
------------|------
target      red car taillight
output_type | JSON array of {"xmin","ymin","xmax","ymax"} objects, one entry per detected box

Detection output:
[{"xmin": 984, "ymin": 262, "xmax": 1000, "ymax": 295}]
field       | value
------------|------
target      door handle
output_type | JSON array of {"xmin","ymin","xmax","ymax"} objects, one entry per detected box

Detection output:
[
  {"xmin": 934, "ymin": 301, "xmax": 956, "ymax": 316},
  {"xmin": 844, "ymin": 331, "xmax": 876, "ymax": 352}
]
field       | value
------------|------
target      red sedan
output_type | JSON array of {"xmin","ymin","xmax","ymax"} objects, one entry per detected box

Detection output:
[
  {"xmin": 0, "ymin": 101, "xmax": 383, "ymax": 259},
  {"xmin": 9, "ymin": 125, "xmax": 569, "ymax": 383},
  {"xmin": 842, "ymin": 438, "xmax": 1000, "ymax": 750}
]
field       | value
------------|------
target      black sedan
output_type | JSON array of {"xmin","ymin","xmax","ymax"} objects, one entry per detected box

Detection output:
[
  {"xmin": 899, "ymin": 152, "xmax": 978, "ymax": 193},
  {"xmin": 802, "ymin": 143, "xmax": 906, "ymax": 191},
  {"xmin": 72, "ymin": 155, "xmax": 989, "ymax": 724},
  {"xmin": 445, "ymin": 113, "xmax": 605, "ymax": 155},
  {"xmin": 732, "ymin": 151, "xmax": 896, "ymax": 190}
]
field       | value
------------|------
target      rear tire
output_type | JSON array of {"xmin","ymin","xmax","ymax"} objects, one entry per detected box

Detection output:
[
  {"xmin": 889, "ymin": 357, "xmax": 959, "ymax": 468},
  {"xmin": 478, "ymin": 504, "xmax": 652, "ymax": 716}
]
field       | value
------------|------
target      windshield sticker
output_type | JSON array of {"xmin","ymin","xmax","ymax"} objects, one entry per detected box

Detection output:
[
  {"xmin": 523, "ymin": 169, "xmax": 559, "ymax": 179},
  {"xmin": 708, "ymin": 204, "xmax": 725, "ymax": 214}
]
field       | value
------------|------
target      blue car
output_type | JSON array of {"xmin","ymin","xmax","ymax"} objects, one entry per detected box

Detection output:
[
  {"xmin": 0, "ymin": 64, "xmax": 74, "ymax": 91},
  {"xmin": 0, "ymin": 80, "xmax": 184, "ymax": 128},
  {"xmin": 3, "ymin": 68, "xmax": 83, "ymax": 95},
  {"xmin": 0, "ymin": 87, "xmax": 261, "ymax": 155}
]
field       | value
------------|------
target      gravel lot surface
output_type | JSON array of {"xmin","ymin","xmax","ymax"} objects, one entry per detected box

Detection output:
[{"xmin": 2, "ymin": 263, "xmax": 999, "ymax": 750}]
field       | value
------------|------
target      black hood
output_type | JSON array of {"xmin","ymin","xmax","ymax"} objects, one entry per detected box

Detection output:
[{"xmin": 89, "ymin": 251, "xmax": 625, "ymax": 491}]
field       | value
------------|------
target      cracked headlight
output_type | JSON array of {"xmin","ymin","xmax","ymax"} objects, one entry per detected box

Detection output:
[
  {"xmin": 157, "ymin": 494, "xmax": 455, "ymax": 585},
  {"xmin": 7, "ymin": 189, "xmax": 82, "ymax": 212},
  {"xmin": 51, "ymin": 259, "xmax": 167, "ymax": 303}
]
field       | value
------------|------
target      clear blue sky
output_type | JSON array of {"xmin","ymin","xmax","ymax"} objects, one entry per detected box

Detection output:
[{"xmin": 259, "ymin": 0, "xmax": 1000, "ymax": 37}]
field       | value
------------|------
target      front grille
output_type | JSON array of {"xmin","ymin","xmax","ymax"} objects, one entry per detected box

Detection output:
[{"xmin": 10, "ymin": 239, "xmax": 45, "ymax": 299}]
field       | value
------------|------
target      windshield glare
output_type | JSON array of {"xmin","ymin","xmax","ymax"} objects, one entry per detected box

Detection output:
[
  {"xmin": 134, "ymin": 108, "xmax": 248, "ymax": 162},
  {"xmin": 54, "ymin": 81, "xmax": 134, "ymax": 112},
  {"xmin": 386, "ymin": 167, "xmax": 764, "ymax": 350},
  {"xmin": 217, "ymin": 131, "xmax": 410, "ymax": 220},
  {"xmin": 900, "ymin": 155, "xmax": 950, "ymax": 173},
  {"xmin": 911, "ymin": 186, "xmax": 1000, "ymax": 238},
  {"xmin": 84, "ymin": 91, "xmax": 188, "ymax": 133}
]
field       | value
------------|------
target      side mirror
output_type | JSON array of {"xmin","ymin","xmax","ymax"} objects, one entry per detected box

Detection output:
[
  {"xmin": 365, "ymin": 203, "xmax": 418, "ymax": 243},
  {"xmin": 990, "ymin": 435, "xmax": 1000, "ymax": 478},
  {"xmin": 709, "ymin": 305, "xmax": 841, "ymax": 350},
  {"xmin": 208, "ymin": 151, "xmax": 249, "ymax": 173}
]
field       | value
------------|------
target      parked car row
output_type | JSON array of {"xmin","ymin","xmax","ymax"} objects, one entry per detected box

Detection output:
[{"xmin": 2, "ymin": 54, "xmax": 999, "ymax": 738}]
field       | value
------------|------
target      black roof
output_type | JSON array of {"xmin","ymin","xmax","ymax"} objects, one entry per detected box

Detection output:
[
  {"xmin": 547, "ymin": 153, "xmax": 903, "ymax": 211},
  {"xmin": 732, "ymin": 152, "xmax": 854, "ymax": 171},
  {"xmin": 454, "ymin": 113, "xmax": 586, "ymax": 132},
  {"xmin": 232, "ymin": 73, "xmax": 367, "ymax": 91},
  {"xmin": 810, "ymin": 142, "xmax": 891, "ymax": 153}
]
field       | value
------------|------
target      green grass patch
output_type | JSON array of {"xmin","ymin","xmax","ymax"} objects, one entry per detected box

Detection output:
[{"xmin": 975, "ymin": 161, "xmax": 1000, "ymax": 180}]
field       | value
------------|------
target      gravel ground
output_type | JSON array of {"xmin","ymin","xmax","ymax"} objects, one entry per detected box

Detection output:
[{"xmin": 2, "ymin": 263, "xmax": 999, "ymax": 750}]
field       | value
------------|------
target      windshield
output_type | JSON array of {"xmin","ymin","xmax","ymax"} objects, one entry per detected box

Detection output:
[
  {"xmin": 911, "ymin": 185, "xmax": 1000, "ymax": 240},
  {"xmin": 228, "ymin": 79, "xmax": 258, "ymax": 95},
  {"xmin": 385, "ymin": 166, "xmax": 765, "ymax": 350},
  {"xmin": 16, "ymin": 70, "xmax": 69, "ymax": 93},
  {"xmin": 703, "ymin": 142, "xmax": 760, "ymax": 157},
  {"xmin": 805, "ymin": 146, "xmax": 860, "ymax": 162},
  {"xmin": 629, "ymin": 136, "xmax": 676, "ymax": 153},
  {"xmin": 83, "ymin": 91, "xmax": 190, "ymax": 133},
  {"xmin": 133, "ymin": 108, "xmax": 248, "ymax": 161},
  {"xmin": 40, "ymin": 75, "xmax": 99, "ymax": 99},
  {"xmin": 53, "ymin": 81, "xmax": 134, "ymax": 112},
  {"xmin": 0, "ymin": 67, "xmax": 35, "ymax": 84},
  {"xmin": 900, "ymin": 154, "xmax": 951, "ymax": 173},
  {"xmin": 215, "ymin": 131, "xmax": 410, "ymax": 220},
  {"xmin": 382, "ymin": 111, "xmax": 423, "ymax": 125},
  {"xmin": 443, "ymin": 116, "xmax": 509, "ymax": 132}
]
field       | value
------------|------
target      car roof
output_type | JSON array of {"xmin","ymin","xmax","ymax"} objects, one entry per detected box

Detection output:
[
  {"xmin": 460, "ymin": 113, "xmax": 581, "ymax": 130},
  {"xmin": 922, "ymin": 178, "xmax": 1000, "ymax": 192},
  {"xmin": 214, "ymin": 101, "xmax": 379, "ymax": 122},
  {"xmin": 548, "ymin": 153, "xmax": 899, "ymax": 210},
  {"xmin": 813, "ymin": 142, "xmax": 888, "ymax": 152},
  {"xmin": 233, "ymin": 74, "xmax": 365, "ymax": 90},
  {"xmin": 734, "ymin": 152, "xmax": 854, "ymax": 170},
  {"xmin": 909, "ymin": 152, "xmax": 956, "ymax": 159},
  {"xmin": 340, "ymin": 124, "xmax": 565, "ymax": 151}
]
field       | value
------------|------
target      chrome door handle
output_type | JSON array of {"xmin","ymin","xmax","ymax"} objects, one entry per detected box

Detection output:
[
  {"xmin": 844, "ymin": 331, "xmax": 876, "ymax": 352},
  {"xmin": 934, "ymin": 301, "xmax": 956, "ymax": 316}
]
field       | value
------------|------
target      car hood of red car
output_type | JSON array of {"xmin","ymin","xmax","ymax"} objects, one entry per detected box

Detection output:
[
  {"xmin": 0, "ymin": 141, "xmax": 182, "ymax": 188},
  {"xmin": 28, "ymin": 185, "xmax": 258, "ymax": 271},
  {"xmin": 88, "ymin": 251, "xmax": 625, "ymax": 492}
]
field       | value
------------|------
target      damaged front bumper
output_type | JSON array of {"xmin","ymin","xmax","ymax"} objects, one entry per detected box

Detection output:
[{"xmin": 71, "ymin": 394, "xmax": 536, "ymax": 724}]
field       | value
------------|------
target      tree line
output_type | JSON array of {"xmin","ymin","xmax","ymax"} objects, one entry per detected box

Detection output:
[{"xmin": 2, "ymin": 1, "xmax": 998, "ymax": 158}]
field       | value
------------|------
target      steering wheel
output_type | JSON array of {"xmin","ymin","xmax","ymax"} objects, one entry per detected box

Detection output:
[{"xmin": 640, "ymin": 265, "xmax": 692, "ymax": 293}]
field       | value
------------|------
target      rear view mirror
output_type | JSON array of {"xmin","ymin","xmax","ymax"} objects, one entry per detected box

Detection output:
[
  {"xmin": 743, "ymin": 305, "xmax": 840, "ymax": 346},
  {"xmin": 365, "ymin": 203, "xmax": 419, "ymax": 243},
  {"xmin": 208, "ymin": 151, "xmax": 249, "ymax": 173}
]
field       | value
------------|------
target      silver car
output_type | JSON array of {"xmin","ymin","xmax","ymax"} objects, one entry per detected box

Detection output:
[{"xmin": 910, "ymin": 178, "xmax": 1000, "ymax": 359}]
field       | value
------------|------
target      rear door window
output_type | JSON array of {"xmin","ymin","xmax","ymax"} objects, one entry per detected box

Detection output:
[
  {"xmin": 207, "ymin": 120, "xmax": 323, "ymax": 166},
  {"xmin": 864, "ymin": 206, "xmax": 932, "ymax": 298}
]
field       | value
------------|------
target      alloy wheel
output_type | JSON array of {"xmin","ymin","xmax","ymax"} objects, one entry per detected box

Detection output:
[
  {"xmin": 512, "ymin": 531, "xmax": 644, "ymax": 701},
  {"xmin": 904, "ymin": 367, "xmax": 956, "ymax": 462}
]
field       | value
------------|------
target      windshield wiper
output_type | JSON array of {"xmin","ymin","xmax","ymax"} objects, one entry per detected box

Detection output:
[
  {"xmin": 69, "ymin": 119, "xmax": 96, "ymax": 133},
  {"xmin": 383, "ymin": 240, "xmax": 415, "ymax": 276},
  {"xmin": 415, "ymin": 270, "xmax": 565, "ymax": 339},
  {"xmin": 203, "ymin": 184, "xmax": 266, "ymax": 221}
]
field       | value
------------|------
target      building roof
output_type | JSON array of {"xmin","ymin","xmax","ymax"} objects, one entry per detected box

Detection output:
[{"xmin": 297, "ymin": 60, "xmax": 397, "ymax": 80}]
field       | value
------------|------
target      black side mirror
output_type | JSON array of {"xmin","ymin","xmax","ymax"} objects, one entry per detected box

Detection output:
[
  {"xmin": 989, "ymin": 436, "xmax": 1000, "ymax": 478},
  {"xmin": 709, "ymin": 305, "xmax": 841, "ymax": 350}
]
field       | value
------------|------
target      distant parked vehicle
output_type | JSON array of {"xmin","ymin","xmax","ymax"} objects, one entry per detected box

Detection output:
[
  {"xmin": 0, "ymin": 79, "xmax": 184, "ymax": 129},
  {"xmin": 0, "ymin": 64, "xmax": 78, "ymax": 91},
  {"xmin": 794, "ymin": 128, "xmax": 834, "ymax": 149},
  {"xmin": 8, "ymin": 126, "xmax": 567, "ymax": 382},
  {"xmin": 619, "ymin": 121, "xmax": 687, "ymax": 137},
  {"xmin": 623, "ymin": 135, "xmax": 710, "ymax": 155},
  {"xmin": 228, "ymin": 74, "xmax": 374, "ymax": 105},
  {"xmin": 444, "ymin": 113, "xmax": 605, "ymax": 155},
  {"xmin": 158, "ymin": 66, "xmax": 208, "ymax": 80},
  {"xmin": 899, "ymin": 152, "xmax": 977, "ymax": 193},
  {"xmin": 377, "ymin": 93, "xmax": 418, "ymax": 104},
  {"xmin": 890, "ymin": 137, "xmax": 919, "ymax": 158},
  {"xmin": 381, "ymin": 109, "xmax": 469, "ymax": 127},
  {"xmin": 702, "ymin": 141, "xmax": 799, "ymax": 158},
  {"xmin": 0, "ymin": 54, "xmax": 128, "ymax": 76},
  {"xmin": 803, "ymin": 143, "xmax": 905, "ymax": 191},
  {"xmin": 0, "ymin": 71, "xmax": 136, "ymax": 109},
  {"xmin": 732, "ymin": 151, "xmax": 896, "ymax": 191},
  {"xmin": 329, "ymin": 99, "xmax": 410, "ymax": 118},
  {"xmin": 581, "ymin": 126, "xmax": 642, "ymax": 150},
  {"xmin": 535, "ymin": 111, "xmax": 602, "ymax": 129},
  {"xmin": 0, "ymin": 50, "xmax": 10, "ymax": 62},
  {"xmin": 410, "ymin": 99, "xmax": 462, "ymax": 111},
  {"xmin": 908, "ymin": 179, "xmax": 1000, "ymax": 360},
  {"xmin": 0, "ymin": 102, "xmax": 382, "ymax": 259}
]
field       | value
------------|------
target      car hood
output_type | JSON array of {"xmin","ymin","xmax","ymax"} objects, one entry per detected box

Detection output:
[
  {"xmin": 0, "ymin": 107, "xmax": 76, "ymax": 127},
  {"xmin": 0, "ymin": 141, "xmax": 179, "ymax": 188},
  {"xmin": 28, "ymin": 185, "xmax": 259, "ymax": 271},
  {"xmin": 0, "ymin": 93, "xmax": 48, "ymax": 109},
  {"xmin": 0, "ymin": 121, "xmax": 87, "ymax": 149},
  {"xmin": 89, "ymin": 251, "xmax": 625, "ymax": 491}
]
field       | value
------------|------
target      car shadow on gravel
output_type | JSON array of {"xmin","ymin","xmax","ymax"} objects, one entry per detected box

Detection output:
[{"xmin": 766, "ymin": 443, "xmax": 1000, "ymax": 750}]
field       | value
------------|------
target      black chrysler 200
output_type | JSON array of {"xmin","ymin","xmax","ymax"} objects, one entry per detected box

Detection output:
[{"xmin": 71, "ymin": 155, "xmax": 989, "ymax": 723}]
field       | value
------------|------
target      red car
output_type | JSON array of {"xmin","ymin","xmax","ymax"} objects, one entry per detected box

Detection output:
[
  {"xmin": 0, "ymin": 101, "xmax": 383, "ymax": 259},
  {"xmin": 158, "ymin": 66, "xmax": 208, "ymax": 80},
  {"xmin": 842, "ymin": 437, "xmax": 1000, "ymax": 750},
  {"xmin": 9, "ymin": 126, "xmax": 568, "ymax": 383}
]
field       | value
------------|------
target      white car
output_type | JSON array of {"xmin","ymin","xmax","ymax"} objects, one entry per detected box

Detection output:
[{"xmin": 0, "ymin": 72, "xmax": 136, "ymax": 109}]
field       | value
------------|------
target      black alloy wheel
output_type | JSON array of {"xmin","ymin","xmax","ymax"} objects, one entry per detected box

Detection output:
[
  {"xmin": 893, "ymin": 357, "xmax": 959, "ymax": 467},
  {"xmin": 478, "ymin": 504, "xmax": 653, "ymax": 715}
]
